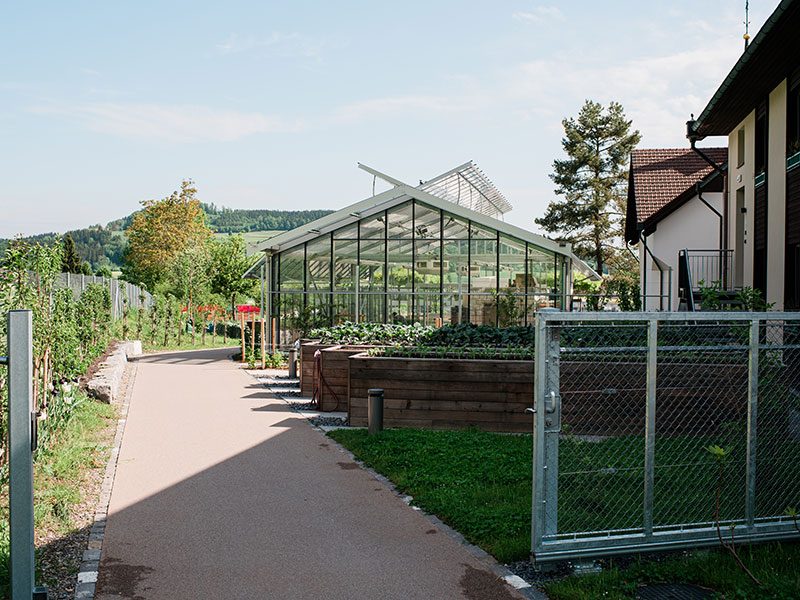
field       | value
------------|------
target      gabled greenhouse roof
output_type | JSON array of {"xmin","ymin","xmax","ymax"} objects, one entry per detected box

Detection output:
[{"xmin": 245, "ymin": 163, "xmax": 600, "ymax": 281}]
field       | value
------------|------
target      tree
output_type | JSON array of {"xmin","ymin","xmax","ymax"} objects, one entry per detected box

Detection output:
[
  {"xmin": 209, "ymin": 235, "xmax": 257, "ymax": 314},
  {"xmin": 536, "ymin": 100, "xmax": 640, "ymax": 275},
  {"xmin": 123, "ymin": 180, "xmax": 212, "ymax": 289},
  {"xmin": 170, "ymin": 242, "xmax": 212, "ymax": 313},
  {"xmin": 61, "ymin": 234, "xmax": 83, "ymax": 273}
]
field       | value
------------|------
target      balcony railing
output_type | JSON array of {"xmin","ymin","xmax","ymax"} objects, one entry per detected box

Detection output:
[{"xmin": 678, "ymin": 248, "xmax": 735, "ymax": 311}]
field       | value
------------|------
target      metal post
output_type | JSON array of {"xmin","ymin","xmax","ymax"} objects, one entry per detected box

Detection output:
[
  {"xmin": 531, "ymin": 308, "xmax": 561, "ymax": 559},
  {"xmin": 288, "ymin": 348, "xmax": 297, "ymax": 378},
  {"xmin": 368, "ymin": 388, "xmax": 384, "ymax": 435},
  {"xmin": 643, "ymin": 318, "xmax": 657, "ymax": 537},
  {"xmin": 745, "ymin": 318, "xmax": 759, "ymax": 530},
  {"xmin": 7, "ymin": 310, "xmax": 43, "ymax": 599}
]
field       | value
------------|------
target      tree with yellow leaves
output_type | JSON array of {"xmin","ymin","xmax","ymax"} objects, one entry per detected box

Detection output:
[{"xmin": 122, "ymin": 180, "xmax": 212, "ymax": 290}]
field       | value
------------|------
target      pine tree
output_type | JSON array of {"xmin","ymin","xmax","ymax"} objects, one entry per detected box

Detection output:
[
  {"xmin": 536, "ymin": 100, "xmax": 640, "ymax": 275},
  {"xmin": 61, "ymin": 233, "xmax": 83, "ymax": 273}
]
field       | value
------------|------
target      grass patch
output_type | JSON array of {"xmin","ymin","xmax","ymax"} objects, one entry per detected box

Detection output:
[
  {"xmin": 544, "ymin": 542, "xmax": 800, "ymax": 599},
  {"xmin": 328, "ymin": 427, "xmax": 800, "ymax": 597},
  {"xmin": 0, "ymin": 395, "xmax": 117, "ymax": 596},
  {"xmin": 141, "ymin": 337, "xmax": 238, "ymax": 354},
  {"xmin": 328, "ymin": 428, "xmax": 532, "ymax": 562}
]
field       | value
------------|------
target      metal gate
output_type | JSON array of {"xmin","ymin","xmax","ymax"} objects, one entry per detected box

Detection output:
[{"xmin": 531, "ymin": 311, "xmax": 800, "ymax": 562}]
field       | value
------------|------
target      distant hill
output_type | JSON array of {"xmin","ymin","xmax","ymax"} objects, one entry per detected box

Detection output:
[{"xmin": 0, "ymin": 205, "xmax": 333, "ymax": 269}]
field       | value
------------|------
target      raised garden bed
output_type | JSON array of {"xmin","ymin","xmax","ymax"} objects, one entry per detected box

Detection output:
[{"xmin": 347, "ymin": 352, "xmax": 749, "ymax": 435}]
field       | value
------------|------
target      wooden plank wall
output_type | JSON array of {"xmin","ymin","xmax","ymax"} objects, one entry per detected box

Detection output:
[
  {"xmin": 348, "ymin": 355, "xmax": 535, "ymax": 432},
  {"xmin": 348, "ymin": 355, "xmax": 748, "ymax": 435},
  {"xmin": 318, "ymin": 346, "xmax": 374, "ymax": 412},
  {"xmin": 299, "ymin": 342, "xmax": 338, "ymax": 397}
]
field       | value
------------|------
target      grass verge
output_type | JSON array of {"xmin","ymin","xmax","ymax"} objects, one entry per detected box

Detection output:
[
  {"xmin": 328, "ymin": 427, "xmax": 800, "ymax": 598},
  {"xmin": 0, "ymin": 395, "xmax": 117, "ymax": 597}
]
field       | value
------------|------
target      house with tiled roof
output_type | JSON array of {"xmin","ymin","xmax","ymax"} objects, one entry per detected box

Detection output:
[{"xmin": 625, "ymin": 148, "xmax": 727, "ymax": 310}]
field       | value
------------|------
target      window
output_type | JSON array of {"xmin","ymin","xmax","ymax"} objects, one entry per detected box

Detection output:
[{"xmin": 737, "ymin": 128, "xmax": 746, "ymax": 167}]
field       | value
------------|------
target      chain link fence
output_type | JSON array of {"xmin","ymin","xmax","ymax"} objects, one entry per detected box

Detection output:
[
  {"xmin": 531, "ymin": 311, "xmax": 800, "ymax": 562},
  {"xmin": 53, "ymin": 272, "xmax": 152, "ymax": 320}
]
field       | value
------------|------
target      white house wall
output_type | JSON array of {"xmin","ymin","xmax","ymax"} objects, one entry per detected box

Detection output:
[
  {"xmin": 639, "ymin": 191, "xmax": 724, "ymax": 310},
  {"xmin": 728, "ymin": 111, "xmax": 756, "ymax": 291},
  {"xmin": 767, "ymin": 81, "xmax": 787, "ymax": 310},
  {"xmin": 726, "ymin": 81, "xmax": 789, "ymax": 311}
]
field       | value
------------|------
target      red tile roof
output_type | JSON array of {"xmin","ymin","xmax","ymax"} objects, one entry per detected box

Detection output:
[{"xmin": 630, "ymin": 147, "xmax": 727, "ymax": 223}]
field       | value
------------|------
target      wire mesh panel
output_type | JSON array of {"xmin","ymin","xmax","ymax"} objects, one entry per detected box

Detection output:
[{"xmin": 531, "ymin": 312, "xmax": 800, "ymax": 563}]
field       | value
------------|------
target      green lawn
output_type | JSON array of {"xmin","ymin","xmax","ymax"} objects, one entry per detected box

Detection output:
[
  {"xmin": 0, "ymin": 395, "xmax": 117, "ymax": 596},
  {"xmin": 328, "ymin": 427, "xmax": 800, "ymax": 598}
]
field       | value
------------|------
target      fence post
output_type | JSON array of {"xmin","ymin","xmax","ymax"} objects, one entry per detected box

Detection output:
[
  {"xmin": 531, "ymin": 309, "xmax": 561, "ymax": 558},
  {"xmin": 643, "ymin": 318, "xmax": 657, "ymax": 537},
  {"xmin": 7, "ymin": 310, "xmax": 47, "ymax": 599},
  {"xmin": 745, "ymin": 317, "xmax": 759, "ymax": 531}
]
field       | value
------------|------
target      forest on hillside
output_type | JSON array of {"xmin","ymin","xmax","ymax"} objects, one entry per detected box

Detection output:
[{"xmin": 1, "ymin": 205, "xmax": 333, "ymax": 269}]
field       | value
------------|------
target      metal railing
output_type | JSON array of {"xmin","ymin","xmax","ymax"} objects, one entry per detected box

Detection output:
[
  {"xmin": 679, "ymin": 248, "xmax": 735, "ymax": 293},
  {"xmin": 531, "ymin": 311, "xmax": 800, "ymax": 562}
]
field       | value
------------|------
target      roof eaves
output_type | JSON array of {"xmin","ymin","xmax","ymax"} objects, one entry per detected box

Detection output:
[{"xmin": 692, "ymin": 0, "xmax": 793, "ymax": 137}]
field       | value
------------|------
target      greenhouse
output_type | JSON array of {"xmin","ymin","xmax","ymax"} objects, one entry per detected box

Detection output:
[{"xmin": 246, "ymin": 162, "xmax": 597, "ymax": 346}]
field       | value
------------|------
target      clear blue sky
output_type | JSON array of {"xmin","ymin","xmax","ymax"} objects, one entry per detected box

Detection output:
[{"xmin": 0, "ymin": 1, "xmax": 772, "ymax": 238}]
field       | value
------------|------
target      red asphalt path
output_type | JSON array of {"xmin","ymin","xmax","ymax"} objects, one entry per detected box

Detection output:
[{"xmin": 95, "ymin": 348, "xmax": 525, "ymax": 600}]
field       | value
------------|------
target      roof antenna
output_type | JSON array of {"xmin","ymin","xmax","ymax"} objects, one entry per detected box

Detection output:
[{"xmin": 743, "ymin": 1, "xmax": 751, "ymax": 50}]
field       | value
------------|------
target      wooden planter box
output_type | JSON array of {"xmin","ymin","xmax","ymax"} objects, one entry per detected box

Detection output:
[
  {"xmin": 317, "ymin": 346, "xmax": 375, "ymax": 412},
  {"xmin": 347, "ymin": 354, "xmax": 748, "ymax": 435},
  {"xmin": 348, "ymin": 354, "xmax": 535, "ymax": 432},
  {"xmin": 299, "ymin": 341, "xmax": 336, "ymax": 397}
]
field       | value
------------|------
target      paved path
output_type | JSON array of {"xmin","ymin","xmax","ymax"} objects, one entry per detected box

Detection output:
[{"xmin": 96, "ymin": 348, "xmax": 525, "ymax": 600}]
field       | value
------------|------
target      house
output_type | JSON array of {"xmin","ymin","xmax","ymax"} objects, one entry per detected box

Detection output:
[
  {"xmin": 245, "ymin": 161, "xmax": 599, "ymax": 346},
  {"xmin": 625, "ymin": 147, "xmax": 727, "ymax": 310},
  {"xmin": 687, "ymin": 0, "xmax": 800, "ymax": 310}
]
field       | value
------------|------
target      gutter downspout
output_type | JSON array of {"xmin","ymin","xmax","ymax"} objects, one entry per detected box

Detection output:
[
  {"xmin": 639, "ymin": 230, "xmax": 666, "ymax": 311},
  {"xmin": 687, "ymin": 122, "xmax": 730, "ymax": 264}
]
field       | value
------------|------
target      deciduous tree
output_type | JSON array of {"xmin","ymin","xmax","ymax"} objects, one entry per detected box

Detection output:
[
  {"xmin": 123, "ymin": 180, "xmax": 212, "ymax": 289},
  {"xmin": 209, "ymin": 234, "xmax": 257, "ymax": 314}
]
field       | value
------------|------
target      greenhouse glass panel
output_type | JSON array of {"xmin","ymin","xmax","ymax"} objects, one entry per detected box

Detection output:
[
  {"xmin": 387, "ymin": 293, "xmax": 412, "ymax": 323},
  {"xmin": 308, "ymin": 292, "xmax": 332, "ymax": 326},
  {"xmin": 280, "ymin": 245, "xmax": 304, "ymax": 290},
  {"xmin": 413, "ymin": 201, "xmax": 441, "ymax": 240},
  {"xmin": 359, "ymin": 238, "xmax": 384, "ymax": 292},
  {"xmin": 279, "ymin": 292, "xmax": 305, "ymax": 346},
  {"xmin": 469, "ymin": 224, "xmax": 497, "ymax": 325},
  {"xmin": 442, "ymin": 213, "xmax": 469, "ymax": 239},
  {"xmin": 334, "ymin": 240, "xmax": 358, "ymax": 291},
  {"xmin": 414, "ymin": 238, "xmax": 441, "ymax": 290},
  {"xmin": 387, "ymin": 202, "xmax": 414, "ymax": 238},
  {"xmin": 414, "ymin": 293, "xmax": 441, "ymax": 326},
  {"xmin": 442, "ymin": 239, "xmax": 469, "ymax": 325},
  {"xmin": 527, "ymin": 245, "xmax": 556, "ymax": 315},
  {"xmin": 334, "ymin": 223, "xmax": 358, "ymax": 239},
  {"xmin": 498, "ymin": 234, "xmax": 526, "ymax": 326},
  {"xmin": 359, "ymin": 292, "xmax": 384, "ymax": 324},
  {"xmin": 387, "ymin": 239, "xmax": 413, "ymax": 291},
  {"xmin": 306, "ymin": 236, "xmax": 331, "ymax": 292},
  {"xmin": 360, "ymin": 213, "xmax": 386, "ymax": 239}
]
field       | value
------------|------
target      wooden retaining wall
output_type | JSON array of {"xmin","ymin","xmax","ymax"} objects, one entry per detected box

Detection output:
[{"xmin": 348, "ymin": 355, "xmax": 748, "ymax": 435}]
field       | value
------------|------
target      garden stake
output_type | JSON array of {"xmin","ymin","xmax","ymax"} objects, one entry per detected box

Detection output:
[
  {"xmin": 240, "ymin": 311, "xmax": 246, "ymax": 363},
  {"xmin": 260, "ymin": 318, "xmax": 266, "ymax": 369},
  {"xmin": 250, "ymin": 311, "xmax": 256, "ymax": 358}
]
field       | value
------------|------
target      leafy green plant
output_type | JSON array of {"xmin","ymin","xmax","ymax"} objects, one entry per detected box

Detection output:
[
  {"xmin": 699, "ymin": 280, "xmax": 723, "ymax": 311},
  {"xmin": 735, "ymin": 287, "xmax": 774, "ymax": 311}
]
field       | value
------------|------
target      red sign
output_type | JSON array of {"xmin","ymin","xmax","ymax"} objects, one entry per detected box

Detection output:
[{"xmin": 236, "ymin": 304, "xmax": 260, "ymax": 314}]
